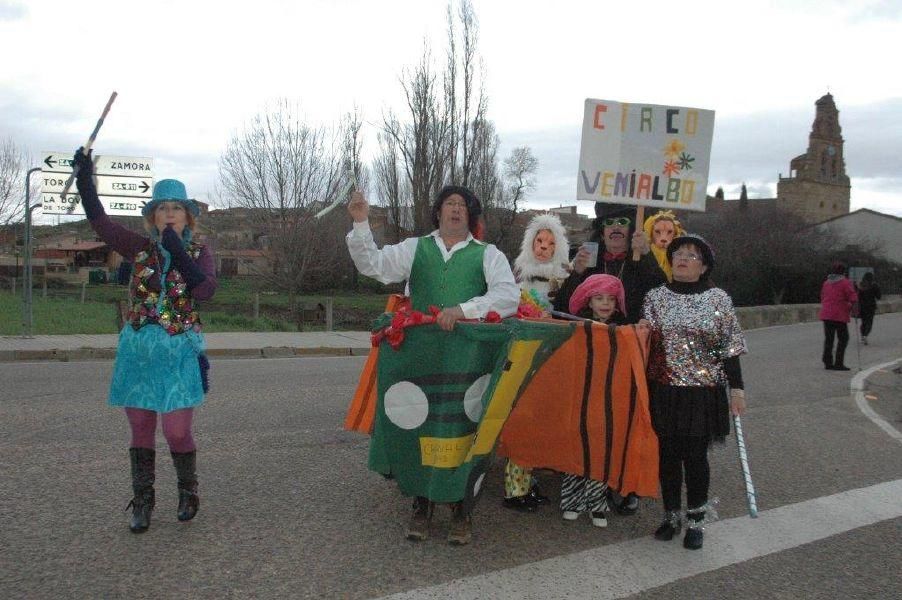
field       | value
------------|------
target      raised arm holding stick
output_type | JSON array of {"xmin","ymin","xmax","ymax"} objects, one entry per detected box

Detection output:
[{"xmin": 62, "ymin": 91, "xmax": 118, "ymax": 210}]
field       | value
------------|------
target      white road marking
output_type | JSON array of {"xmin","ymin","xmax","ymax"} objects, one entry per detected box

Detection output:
[
  {"xmin": 851, "ymin": 358, "xmax": 902, "ymax": 444},
  {"xmin": 379, "ymin": 479, "xmax": 902, "ymax": 600}
]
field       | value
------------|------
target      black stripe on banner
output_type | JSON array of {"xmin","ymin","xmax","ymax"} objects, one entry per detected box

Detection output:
[
  {"xmin": 428, "ymin": 391, "xmax": 466, "ymax": 404},
  {"xmin": 580, "ymin": 321, "xmax": 594, "ymax": 478},
  {"xmin": 426, "ymin": 413, "xmax": 477, "ymax": 426},
  {"xmin": 603, "ymin": 325, "xmax": 618, "ymax": 481},
  {"xmin": 618, "ymin": 373, "xmax": 638, "ymax": 491},
  {"xmin": 407, "ymin": 373, "xmax": 481, "ymax": 386}
]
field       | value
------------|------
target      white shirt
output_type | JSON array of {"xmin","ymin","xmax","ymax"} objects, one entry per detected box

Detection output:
[{"xmin": 346, "ymin": 220, "xmax": 519, "ymax": 319}]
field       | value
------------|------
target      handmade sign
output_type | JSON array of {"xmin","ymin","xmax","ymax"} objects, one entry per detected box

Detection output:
[{"xmin": 577, "ymin": 98, "xmax": 715, "ymax": 212}]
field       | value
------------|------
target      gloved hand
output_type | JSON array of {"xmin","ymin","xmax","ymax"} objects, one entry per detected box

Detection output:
[
  {"xmin": 161, "ymin": 225, "xmax": 183, "ymax": 255},
  {"xmin": 72, "ymin": 147, "xmax": 94, "ymax": 175},
  {"xmin": 160, "ymin": 225, "xmax": 206, "ymax": 290},
  {"xmin": 72, "ymin": 147, "xmax": 104, "ymax": 220}
]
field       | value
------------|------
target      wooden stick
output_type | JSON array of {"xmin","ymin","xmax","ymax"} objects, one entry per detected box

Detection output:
[
  {"xmin": 62, "ymin": 91, "xmax": 118, "ymax": 208},
  {"xmin": 632, "ymin": 205, "xmax": 645, "ymax": 261}
]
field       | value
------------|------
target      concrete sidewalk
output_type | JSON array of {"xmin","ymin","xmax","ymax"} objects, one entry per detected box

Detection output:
[{"xmin": 0, "ymin": 331, "xmax": 373, "ymax": 361}]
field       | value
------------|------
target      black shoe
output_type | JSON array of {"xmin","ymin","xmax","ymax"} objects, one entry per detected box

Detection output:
[
  {"xmin": 832, "ymin": 365, "xmax": 851, "ymax": 371},
  {"xmin": 616, "ymin": 492, "xmax": 639, "ymax": 516},
  {"xmin": 503, "ymin": 495, "xmax": 538, "ymax": 512},
  {"xmin": 654, "ymin": 512, "xmax": 681, "ymax": 541},
  {"xmin": 683, "ymin": 526, "xmax": 704, "ymax": 549},
  {"xmin": 527, "ymin": 484, "xmax": 550, "ymax": 505}
]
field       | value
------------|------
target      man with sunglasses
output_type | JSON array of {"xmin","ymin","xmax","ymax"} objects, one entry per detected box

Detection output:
[{"xmin": 555, "ymin": 202, "xmax": 665, "ymax": 323}]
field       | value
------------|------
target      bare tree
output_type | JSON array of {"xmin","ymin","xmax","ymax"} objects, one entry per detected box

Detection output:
[
  {"xmin": 0, "ymin": 138, "xmax": 29, "ymax": 226},
  {"xmin": 218, "ymin": 100, "xmax": 344, "ymax": 306},
  {"xmin": 483, "ymin": 145, "xmax": 537, "ymax": 254},
  {"xmin": 382, "ymin": 0, "xmax": 500, "ymax": 236},
  {"xmin": 503, "ymin": 146, "xmax": 539, "ymax": 211},
  {"xmin": 373, "ymin": 131, "xmax": 411, "ymax": 244},
  {"xmin": 382, "ymin": 46, "xmax": 453, "ymax": 234}
]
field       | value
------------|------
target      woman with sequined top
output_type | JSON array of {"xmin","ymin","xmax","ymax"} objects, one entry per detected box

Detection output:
[
  {"xmin": 642, "ymin": 234, "xmax": 747, "ymax": 551},
  {"xmin": 73, "ymin": 148, "xmax": 217, "ymax": 535}
]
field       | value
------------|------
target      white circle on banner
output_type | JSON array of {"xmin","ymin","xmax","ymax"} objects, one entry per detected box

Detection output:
[
  {"xmin": 464, "ymin": 374, "xmax": 492, "ymax": 423},
  {"xmin": 473, "ymin": 472, "xmax": 485, "ymax": 496},
  {"xmin": 384, "ymin": 381, "xmax": 429, "ymax": 430}
]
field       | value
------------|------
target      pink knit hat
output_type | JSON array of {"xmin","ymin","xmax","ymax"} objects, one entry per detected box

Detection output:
[{"xmin": 569, "ymin": 274, "xmax": 627, "ymax": 317}]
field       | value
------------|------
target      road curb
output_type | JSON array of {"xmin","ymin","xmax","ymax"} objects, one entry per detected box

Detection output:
[{"xmin": 0, "ymin": 347, "xmax": 370, "ymax": 362}]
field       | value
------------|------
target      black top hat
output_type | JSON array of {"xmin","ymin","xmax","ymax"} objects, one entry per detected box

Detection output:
[{"xmin": 594, "ymin": 202, "xmax": 634, "ymax": 220}]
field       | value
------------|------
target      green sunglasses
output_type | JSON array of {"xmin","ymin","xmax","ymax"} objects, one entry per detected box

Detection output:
[{"xmin": 602, "ymin": 217, "xmax": 631, "ymax": 227}]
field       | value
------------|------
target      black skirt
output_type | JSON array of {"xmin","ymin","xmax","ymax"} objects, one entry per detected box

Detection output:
[{"xmin": 649, "ymin": 383, "xmax": 731, "ymax": 443}]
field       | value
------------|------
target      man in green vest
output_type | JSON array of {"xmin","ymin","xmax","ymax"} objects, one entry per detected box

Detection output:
[{"xmin": 346, "ymin": 185, "xmax": 519, "ymax": 544}]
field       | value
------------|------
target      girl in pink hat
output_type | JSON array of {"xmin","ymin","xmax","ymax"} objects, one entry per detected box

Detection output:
[{"xmin": 558, "ymin": 274, "xmax": 629, "ymax": 527}]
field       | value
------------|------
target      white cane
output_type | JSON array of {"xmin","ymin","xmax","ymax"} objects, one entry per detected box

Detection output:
[{"xmin": 733, "ymin": 414, "xmax": 758, "ymax": 518}]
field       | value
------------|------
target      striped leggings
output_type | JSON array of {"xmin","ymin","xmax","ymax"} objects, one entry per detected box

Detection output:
[{"xmin": 560, "ymin": 474, "xmax": 609, "ymax": 514}]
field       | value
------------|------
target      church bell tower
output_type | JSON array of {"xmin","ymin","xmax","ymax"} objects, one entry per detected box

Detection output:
[{"xmin": 777, "ymin": 93, "xmax": 851, "ymax": 223}]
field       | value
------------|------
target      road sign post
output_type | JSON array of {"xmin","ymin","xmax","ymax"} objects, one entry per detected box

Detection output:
[{"xmin": 40, "ymin": 151, "xmax": 154, "ymax": 216}]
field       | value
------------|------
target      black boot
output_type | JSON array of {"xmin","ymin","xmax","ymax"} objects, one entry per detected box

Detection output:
[
  {"xmin": 683, "ymin": 507, "xmax": 705, "ymax": 550},
  {"xmin": 654, "ymin": 510, "xmax": 682, "ymax": 541},
  {"xmin": 127, "ymin": 448, "xmax": 155, "ymax": 534},
  {"xmin": 171, "ymin": 450, "xmax": 199, "ymax": 522}
]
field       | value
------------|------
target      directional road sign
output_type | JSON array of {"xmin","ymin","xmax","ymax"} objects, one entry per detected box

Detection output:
[
  {"xmin": 40, "ymin": 151, "xmax": 154, "ymax": 216},
  {"xmin": 40, "ymin": 193, "xmax": 150, "ymax": 217}
]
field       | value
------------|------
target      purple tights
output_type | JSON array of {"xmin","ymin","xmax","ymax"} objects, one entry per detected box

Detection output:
[{"xmin": 125, "ymin": 407, "xmax": 196, "ymax": 452}]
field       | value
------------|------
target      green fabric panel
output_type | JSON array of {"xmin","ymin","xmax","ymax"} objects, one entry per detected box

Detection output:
[
  {"xmin": 369, "ymin": 319, "xmax": 573, "ymax": 507},
  {"xmin": 409, "ymin": 237, "xmax": 487, "ymax": 312}
]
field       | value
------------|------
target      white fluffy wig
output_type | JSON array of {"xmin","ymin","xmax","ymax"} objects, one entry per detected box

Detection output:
[{"xmin": 514, "ymin": 212, "xmax": 571, "ymax": 281}]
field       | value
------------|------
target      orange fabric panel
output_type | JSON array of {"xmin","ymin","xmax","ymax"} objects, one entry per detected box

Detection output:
[
  {"xmin": 343, "ymin": 294, "xmax": 407, "ymax": 434},
  {"xmin": 498, "ymin": 321, "xmax": 659, "ymax": 498}
]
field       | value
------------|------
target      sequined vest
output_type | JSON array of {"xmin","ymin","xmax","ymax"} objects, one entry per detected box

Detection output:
[{"xmin": 128, "ymin": 240, "xmax": 204, "ymax": 335}]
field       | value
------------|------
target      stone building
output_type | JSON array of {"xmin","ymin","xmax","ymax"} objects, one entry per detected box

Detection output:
[{"xmin": 776, "ymin": 93, "xmax": 851, "ymax": 223}]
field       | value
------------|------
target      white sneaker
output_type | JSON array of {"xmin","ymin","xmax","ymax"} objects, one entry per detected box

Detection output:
[
  {"xmin": 562, "ymin": 510, "xmax": 580, "ymax": 521},
  {"xmin": 591, "ymin": 511, "xmax": 608, "ymax": 528}
]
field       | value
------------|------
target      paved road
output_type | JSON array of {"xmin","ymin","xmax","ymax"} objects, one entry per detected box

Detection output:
[{"xmin": 1, "ymin": 314, "xmax": 900, "ymax": 599}]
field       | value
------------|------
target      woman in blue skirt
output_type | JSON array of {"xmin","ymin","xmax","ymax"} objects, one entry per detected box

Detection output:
[{"xmin": 74, "ymin": 148, "xmax": 217, "ymax": 533}]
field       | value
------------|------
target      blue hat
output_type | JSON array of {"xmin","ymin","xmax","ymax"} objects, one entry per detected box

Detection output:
[{"xmin": 142, "ymin": 179, "xmax": 200, "ymax": 217}]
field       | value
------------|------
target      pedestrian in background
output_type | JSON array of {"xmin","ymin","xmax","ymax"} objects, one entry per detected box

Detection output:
[
  {"xmin": 855, "ymin": 272, "xmax": 881, "ymax": 345},
  {"xmin": 818, "ymin": 262, "xmax": 858, "ymax": 371},
  {"xmin": 74, "ymin": 148, "xmax": 217, "ymax": 534}
]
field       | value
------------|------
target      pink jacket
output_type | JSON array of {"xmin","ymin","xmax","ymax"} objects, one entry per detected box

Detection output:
[{"xmin": 818, "ymin": 276, "xmax": 858, "ymax": 322}]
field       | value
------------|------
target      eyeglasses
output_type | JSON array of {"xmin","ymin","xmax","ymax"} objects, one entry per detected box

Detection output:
[
  {"xmin": 672, "ymin": 251, "xmax": 701, "ymax": 262},
  {"xmin": 602, "ymin": 217, "xmax": 631, "ymax": 227},
  {"xmin": 444, "ymin": 200, "xmax": 468, "ymax": 209}
]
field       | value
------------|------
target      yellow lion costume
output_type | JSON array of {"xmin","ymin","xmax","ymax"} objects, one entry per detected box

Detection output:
[{"xmin": 643, "ymin": 210, "xmax": 684, "ymax": 281}]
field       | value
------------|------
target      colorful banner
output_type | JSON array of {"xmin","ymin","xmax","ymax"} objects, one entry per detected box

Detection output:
[
  {"xmin": 577, "ymin": 98, "xmax": 715, "ymax": 212},
  {"xmin": 367, "ymin": 319, "xmax": 573, "ymax": 513}
]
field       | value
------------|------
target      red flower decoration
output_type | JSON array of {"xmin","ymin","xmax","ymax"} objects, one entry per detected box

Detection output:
[{"xmin": 485, "ymin": 310, "xmax": 503, "ymax": 323}]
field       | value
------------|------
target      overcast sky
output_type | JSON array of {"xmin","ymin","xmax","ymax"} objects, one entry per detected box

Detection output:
[{"xmin": 2, "ymin": 0, "xmax": 901, "ymax": 221}]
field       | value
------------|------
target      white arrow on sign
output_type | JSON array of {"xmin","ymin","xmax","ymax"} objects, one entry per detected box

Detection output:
[
  {"xmin": 41, "ymin": 174, "xmax": 152, "ymax": 198},
  {"xmin": 41, "ymin": 151, "xmax": 154, "ymax": 178},
  {"xmin": 40, "ymin": 193, "xmax": 148, "ymax": 217}
]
